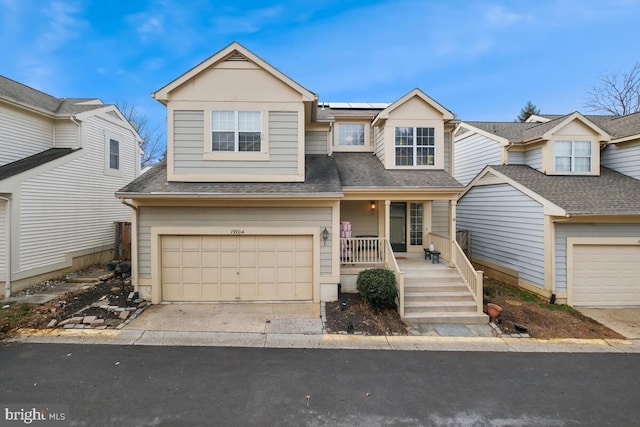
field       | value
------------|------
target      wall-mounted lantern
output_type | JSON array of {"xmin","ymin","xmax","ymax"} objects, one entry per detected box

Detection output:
[
  {"xmin": 321, "ymin": 227, "xmax": 329, "ymax": 245},
  {"xmin": 370, "ymin": 201, "xmax": 377, "ymax": 213}
]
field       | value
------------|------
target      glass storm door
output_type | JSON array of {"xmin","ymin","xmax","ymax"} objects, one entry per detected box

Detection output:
[{"xmin": 390, "ymin": 202, "xmax": 407, "ymax": 252}]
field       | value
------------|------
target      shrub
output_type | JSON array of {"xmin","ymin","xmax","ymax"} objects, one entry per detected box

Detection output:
[{"xmin": 356, "ymin": 268, "xmax": 398, "ymax": 312}]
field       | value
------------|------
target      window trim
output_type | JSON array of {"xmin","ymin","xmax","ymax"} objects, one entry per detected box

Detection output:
[
  {"xmin": 553, "ymin": 140, "xmax": 592, "ymax": 173},
  {"xmin": 205, "ymin": 110, "xmax": 269, "ymax": 161},
  {"xmin": 104, "ymin": 132, "xmax": 123, "ymax": 176},
  {"xmin": 338, "ymin": 123, "xmax": 365, "ymax": 146},
  {"xmin": 394, "ymin": 126, "xmax": 436, "ymax": 167}
]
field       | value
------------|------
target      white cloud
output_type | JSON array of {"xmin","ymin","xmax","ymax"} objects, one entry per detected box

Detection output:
[
  {"xmin": 211, "ymin": 5, "xmax": 285, "ymax": 34},
  {"xmin": 36, "ymin": 1, "xmax": 87, "ymax": 52},
  {"xmin": 484, "ymin": 5, "xmax": 534, "ymax": 27}
]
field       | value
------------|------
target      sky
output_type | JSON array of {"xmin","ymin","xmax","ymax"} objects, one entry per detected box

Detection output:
[{"xmin": 2, "ymin": 0, "xmax": 640, "ymax": 147}]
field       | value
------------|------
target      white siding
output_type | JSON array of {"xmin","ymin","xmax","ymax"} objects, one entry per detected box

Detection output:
[
  {"xmin": 17, "ymin": 114, "xmax": 137, "ymax": 272},
  {"xmin": 0, "ymin": 104, "xmax": 53, "ymax": 166},
  {"xmin": 454, "ymin": 133, "xmax": 502, "ymax": 185},
  {"xmin": 457, "ymin": 184, "xmax": 545, "ymax": 287},
  {"xmin": 525, "ymin": 147, "xmax": 543, "ymax": 171},
  {"xmin": 374, "ymin": 125, "xmax": 385, "ymax": 163},
  {"xmin": 431, "ymin": 200, "xmax": 449, "ymax": 235},
  {"xmin": 554, "ymin": 223, "xmax": 640, "ymax": 291},
  {"xmin": 54, "ymin": 121, "xmax": 79, "ymax": 148},
  {"xmin": 508, "ymin": 151, "xmax": 525, "ymax": 164},
  {"xmin": 601, "ymin": 143, "xmax": 640, "ymax": 179},
  {"xmin": 137, "ymin": 206, "xmax": 333, "ymax": 278},
  {"xmin": 305, "ymin": 131, "xmax": 327, "ymax": 155},
  {"xmin": 0, "ymin": 200, "xmax": 5, "ymax": 280},
  {"xmin": 173, "ymin": 110, "xmax": 300, "ymax": 175}
]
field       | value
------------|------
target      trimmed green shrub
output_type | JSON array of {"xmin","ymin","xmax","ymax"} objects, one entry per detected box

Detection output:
[{"xmin": 356, "ymin": 268, "xmax": 398, "ymax": 312}]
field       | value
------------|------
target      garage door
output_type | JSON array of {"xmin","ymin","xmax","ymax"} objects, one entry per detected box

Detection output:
[
  {"xmin": 161, "ymin": 235, "xmax": 313, "ymax": 302},
  {"xmin": 572, "ymin": 244, "xmax": 640, "ymax": 307}
]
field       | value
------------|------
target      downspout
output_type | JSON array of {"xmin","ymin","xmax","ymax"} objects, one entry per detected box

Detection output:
[
  {"xmin": 120, "ymin": 199, "xmax": 139, "ymax": 294},
  {"xmin": 69, "ymin": 116, "xmax": 82, "ymax": 148},
  {"xmin": 0, "ymin": 196, "xmax": 11, "ymax": 298}
]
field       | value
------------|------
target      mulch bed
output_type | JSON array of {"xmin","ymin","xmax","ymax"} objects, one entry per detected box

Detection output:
[{"xmin": 325, "ymin": 293, "xmax": 408, "ymax": 335}]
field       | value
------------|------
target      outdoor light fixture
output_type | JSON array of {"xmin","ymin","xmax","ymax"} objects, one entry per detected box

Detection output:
[
  {"xmin": 321, "ymin": 227, "xmax": 329, "ymax": 245},
  {"xmin": 370, "ymin": 201, "xmax": 377, "ymax": 212}
]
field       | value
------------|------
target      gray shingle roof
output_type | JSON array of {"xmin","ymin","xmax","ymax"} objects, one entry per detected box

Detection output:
[
  {"xmin": 491, "ymin": 165, "xmax": 640, "ymax": 216},
  {"xmin": 118, "ymin": 153, "xmax": 463, "ymax": 196},
  {"xmin": 0, "ymin": 75, "xmax": 104, "ymax": 115},
  {"xmin": 0, "ymin": 148, "xmax": 76, "ymax": 181}
]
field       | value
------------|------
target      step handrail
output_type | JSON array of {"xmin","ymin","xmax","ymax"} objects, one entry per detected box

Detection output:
[
  {"xmin": 384, "ymin": 239, "xmax": 405, "ymax": 317},
  {"xmin": 451, "ymin": 238, "xmax": 483, "ymax": 313}
]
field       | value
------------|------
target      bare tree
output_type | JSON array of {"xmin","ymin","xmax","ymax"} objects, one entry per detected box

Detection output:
[
  {"xmin": 584, "ymin": 62, "xmax": 640, "ymax": 115},
  {"xmin": 116, "ymin": 100, "xmax": 165, "ymax": 166}
]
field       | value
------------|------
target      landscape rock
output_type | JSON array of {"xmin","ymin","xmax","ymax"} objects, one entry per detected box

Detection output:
[
  {"xmin": 82, "ymin": 316, "xmax": 97, "ymax": 324},
  {"xmin": 46, "ymin": 319, "xmax": 58, "ymax": 328},
  {"xmin": 68, "ymin": 317, "xmax": 84, "ymax": 324},
  {"xmin": 90, "ymin": 319, "xmax": 105, "ymax": 327},
  {"xmin": 118, "ymin": 311, "xmax": 130, "ymax": 320}
]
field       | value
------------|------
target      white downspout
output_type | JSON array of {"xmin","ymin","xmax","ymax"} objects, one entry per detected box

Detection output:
[
  {"xmin": 0, "ymin": 196, "xmax": 11, "ymax": 298},
  {"xmin": 120, "ymin": 199, "xmax": 138, "ymax": 293}
]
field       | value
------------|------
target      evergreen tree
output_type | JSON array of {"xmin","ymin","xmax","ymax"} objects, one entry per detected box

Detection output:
[{"xmin": 516, "ymin": 101, "xmax": 540, "ymax": 122}]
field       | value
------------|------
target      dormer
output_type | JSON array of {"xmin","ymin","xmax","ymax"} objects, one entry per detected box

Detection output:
[
  {"xmin": 371, "ymin": 89, "xmax": 456, "ymax": 170},
  {"xmin": 152, "ymin": 42, "xmax": 317, "ymax": 183}
]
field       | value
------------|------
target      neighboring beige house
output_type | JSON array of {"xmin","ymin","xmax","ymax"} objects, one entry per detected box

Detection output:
[
  {"xmin": 117, "ymin": 42, "xmax": 487, "ymax": 324},
  {"xmin": 0, "ymin": 75, "xmax": 141, "ymax": 296},
  {"xmin": 455, "ymin": 112, "xmax": 640, "ymax": 307}
]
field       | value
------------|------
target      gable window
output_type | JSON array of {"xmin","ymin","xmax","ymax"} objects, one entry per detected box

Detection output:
[
  {"xmin": 395, "ymin": 127, "xmax": 435, "ymax": 166},
  {"xmin": 554, "ymin": 140, "xmax": 591, "ymax": 172},
  {"xmin": 211, "ymin": 111, "xmax": 261, "ymax": 152},
  {"xmin": 338, "ymin": 124, "xmax": 365, "ymax": 146},
  {"xmin": 109, "ymin": 138, "xmax": 120, "ymax": 170}
]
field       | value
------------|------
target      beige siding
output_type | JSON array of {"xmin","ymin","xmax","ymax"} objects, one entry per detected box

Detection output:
[
  {"xmin": 341, "ymin": 201, "xmax": 379, "ymax": 236},
  {"xmin": 173, "ymin": 110, "xmax": 299, "ymax": 175},
  {"xmin": 17, "ymin": 114, "xmax": 137, "ymax": 272},
  {"xmin": 137, "ymin": 206, "xmax": 333, "ymax": 277},
  {"xmin": 54, "ymin": 120, "xmax": 79, "ymax": 148},
  {"xmin": 431, "ymin": 200, "xmax": 449, "ymax": 235},
  {"xmin": 443, "ymin": 131, "xmax": 450, "ymax": 173},
  {"xmin": 305, "ymin": 131, "xmax": 327, "ymax": 155},
  {"xmin": 374, "ymin": 125, "xmax": 385, "ymax": 163},
  {"xmin": 0, "ymin": 104, "xmax": 53, "ymax": 166},
  {"xmin": 0, "ymin": 200, "xmax": 5, "ymax": 280}
]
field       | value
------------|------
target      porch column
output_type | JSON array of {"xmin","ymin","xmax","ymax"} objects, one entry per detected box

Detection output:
[
  {"xmin": 384, "ymin": 200, "xmax": 391, "ymax": 242},
  {"xmin": 450, "ymin": 199, "xmax": 457, "ymax": 267}
]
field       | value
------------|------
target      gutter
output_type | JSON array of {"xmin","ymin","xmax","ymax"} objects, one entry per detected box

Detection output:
[
  {"xmin": 0, "ymin": 195, "xmax": 11, "ymax": 298},
  {"xmin": 115, "ymin": 192, "xmax": 345, "ymax": 199}
]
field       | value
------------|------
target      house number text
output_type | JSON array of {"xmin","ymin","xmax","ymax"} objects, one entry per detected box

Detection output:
[{"xmin": 230, "ymin": 229, "xmax": 245, "ymax": 235}]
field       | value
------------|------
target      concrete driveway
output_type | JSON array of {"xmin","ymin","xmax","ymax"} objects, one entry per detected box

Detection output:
[
  {"xmin": 578, "ymin": 308, "xmax": 640, "ymax": 339},
  {"xmin": 126, "ymin": 302, "xmax": 323, "ymax": 334}
]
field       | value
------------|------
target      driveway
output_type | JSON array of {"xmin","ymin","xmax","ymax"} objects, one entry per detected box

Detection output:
[
  {"xmin": 126, "ymin": 302, "xmax": 323, "ymax": 334},
  {"xmin": 578, "ymin": 308, "xmax": 640, "ymax": 339}
]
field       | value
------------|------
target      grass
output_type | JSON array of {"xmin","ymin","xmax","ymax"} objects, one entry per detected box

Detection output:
[{"xmin": 0, "ymin": 302, "xmax": 35, "ymax": 331}]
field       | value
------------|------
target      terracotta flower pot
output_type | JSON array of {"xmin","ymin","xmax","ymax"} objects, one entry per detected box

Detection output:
[{"xmin": 486, "ymin": 303, "xmax": 502, "ymax": 319}]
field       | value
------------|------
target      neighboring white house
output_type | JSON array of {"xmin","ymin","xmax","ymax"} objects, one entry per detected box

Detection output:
[
  {"xmin": 0, "ymin": 75, "xmax": 142, "ymax": 296},
  {"xmin": 454, "ymin": 112, "xmax": 640, "ymax": 308}
]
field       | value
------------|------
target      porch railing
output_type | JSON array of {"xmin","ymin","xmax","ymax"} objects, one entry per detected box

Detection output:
[
  {"xmin": 452, "ymin": 239, "xmax": 484, "ymax": 313},
  {"xmin": 427, "ymin": 232, "xmax": 451, "ymax": 262},
  {"xmin": 384, "ymin": 239, "xmax": 405, "ymax": 317},
  {"xmin": 340, "ymin": 237, "xmax": 386, "ymax": 264}
]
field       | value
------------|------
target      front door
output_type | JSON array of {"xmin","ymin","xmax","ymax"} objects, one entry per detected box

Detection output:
[{"xmin": 390, "ymin": 202, "xmax": 406, "ymax": 252}]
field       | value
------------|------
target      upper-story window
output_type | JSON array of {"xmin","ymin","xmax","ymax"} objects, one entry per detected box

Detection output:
[
  {"xmin": 338, "ymin": 124, "xmax": 365, "ymax": 146},
  {"xmin": 395, "ymin": 127, "xmax": 435, "ymax": 166},
  {"xmin": 211, "ymin": 111, "xmax": 261, "ymax": 152},
  {"xmin": 109, "ymin": 138, "xmax": 120, "ymax": 170},
  {"xmin": 554, "ymin": 140, "xmax": 591, "ymax": 172}
]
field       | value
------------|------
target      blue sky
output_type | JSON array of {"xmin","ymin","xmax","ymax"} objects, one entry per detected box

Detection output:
[{"xmin": 2, "ymin": 0, "xmax": 639, "ymax": 141}]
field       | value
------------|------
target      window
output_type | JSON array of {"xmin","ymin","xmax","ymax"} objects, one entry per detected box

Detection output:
[
  {"xmin": 554, "ymin": 140, "xmax": 591, "ymax": 172},
  {"xmin": 211, "ymin": 111, "xmax": 261, "ymax": 152},
  {"xmin": 109, "ymin": 138, "xmax": 119, "ymax": 170},
  {"xmin": 410, "ymin": 203, "xmax": 423, "ymax": 246},
  {"xmin": 395, "ymin": 127, "xmax": 435, "ymax": 166},
  {"xmin": 338, "ymin": 124, "xmax": 365, "ymax": 146}
]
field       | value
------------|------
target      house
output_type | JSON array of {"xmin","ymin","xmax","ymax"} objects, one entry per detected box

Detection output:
[
  {"xmin": 454, "ymin": 112, "xmax": 640, "ymax": 307},
  {"xmin": 116, "ymin": 42, "xmax": 487, "ymax": 323},
  {"xmin": 0, "ymin": 75, "xmax": 141, "ymax": 296}
]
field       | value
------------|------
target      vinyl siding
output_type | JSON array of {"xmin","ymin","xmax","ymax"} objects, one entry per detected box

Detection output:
[
  {"xmin": 525, "ymin": 147, "xmax": 543, "ymax": 171},
  {"xmin": 374, "ymin": 125, "xmax": 385, "ymax": 163},
  {"xmin": 173, "ymin": 110, "xmax": 300, "ymax": 175},
  {"xmin": 455, "ymin": 133, "xmax": 502, "ymax": 185},
  {"xmin": 601, "ymin": 143, "xmax": 640, "ymax": 180},
  {"xmin": 54, "ymin": 121, "xmax": 79, "ymax": 148},
  {"xmin": 137, "ymin": 206, "xmax": 333, "ymax": 278},
  {"xmin": 17, "ymin": 114, "xmax": 137, "ymax": 272},
  {"xmin": 0, "ymin": 201, "xmax": 5, "ymax": 280},
  {"xmin": 554, "ymin": 223, "xmax": 640, "ymax": 291},
  {"xmin": 305, "ymin": 131, "xmax": 327, "ymax": 155},
  {"xmin": 457, "ymin": 184, "xmax": 545, "ymax": 287},
  {"xmin": 0, "ymin": 104, "xmax": 53, "ymax": 166},
  {"xmin": 508, "ymin": 150, "xmax": 525, "ymax": 164},
  {"xmin": 443, "ymin": 132, "xmax": 451, "ymax": 173},
  {"xmin": 431, "ymin": 200, "xmax": 449, "ymax": 235}
]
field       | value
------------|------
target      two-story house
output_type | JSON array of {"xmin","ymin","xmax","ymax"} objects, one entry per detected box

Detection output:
[
  {"xmin": 454, "ymin": 112, "xmax": 640, "ymax": 308},
  {"xmin": 0, "ymin": 75, "xmax": 141, "ymax": 296},
  {"xmin": 117, "ymin": 42, "xmax": 487, "ymax": 324}
]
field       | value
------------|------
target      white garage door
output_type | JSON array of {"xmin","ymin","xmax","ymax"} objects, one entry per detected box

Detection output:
[
  {"xmin": 572, "ymin": 244, "xmax": 640, "ymax": 307},
  {"xmin": 161, "ymin": 235, "xmax": 313, "ymax": 302}
]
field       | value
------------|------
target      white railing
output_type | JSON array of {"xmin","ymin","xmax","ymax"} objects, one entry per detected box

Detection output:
[
  {"xmin": 427, "ymin": 233, "xmax": 451, "ymax": 262},
  {"xmin": 384, "ymin": 239, "xmax": 405, "ymax": 317},
  {"xmin": 452, "ymin": 239, "xmax": 484, "ymax": 313},
  {"xmin": 340, "ymin": 237, "xmax": 386, "ymax": 264}
]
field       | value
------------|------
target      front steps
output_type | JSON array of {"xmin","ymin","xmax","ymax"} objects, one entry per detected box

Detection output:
[{"xmin": 399, "ymin": 259, "xmax": 488, "ymax": 325}]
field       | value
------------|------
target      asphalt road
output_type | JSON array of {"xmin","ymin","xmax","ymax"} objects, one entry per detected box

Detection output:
[{"xmin": 0, "ymin": 343, "xmax": 638, "ymax": 426}]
